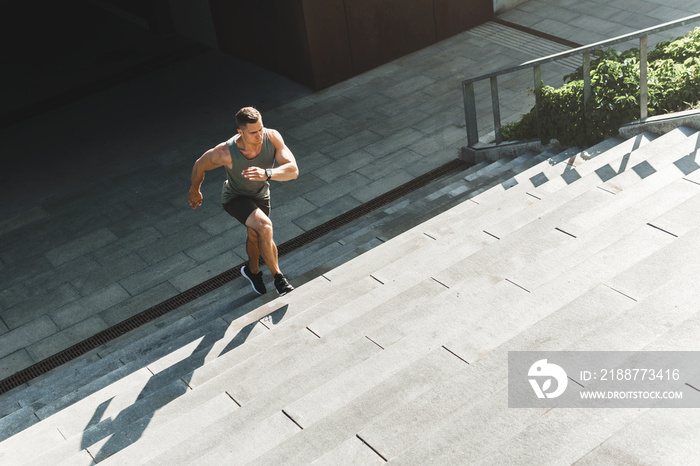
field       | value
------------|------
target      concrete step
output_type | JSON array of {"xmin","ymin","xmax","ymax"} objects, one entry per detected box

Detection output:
[
  {"xmin": 356, "ymin": 287, "xmax": 620, "ymax": 461},
  {"xmin": 313, "ymin": 137, "xmax": 649, "ymax": 293},
  {"xmin": 257, "ymin": 348, "xmax": 468, "ymax": 465},
  {"xmin": 95, "ymin": 240, "xmax": 524, "ymax": 462},
  {"xmin": 486, "ymin": 127, "xmax": 698, "ymax": 239},
  {"xmin": 132, "ymin": 274, "xmax": 496, "ymax": 464},
  {"xmin": 6, "ymin": 192, "xmax": 464, "ymax": 458},
  {"xmin": 417, "ymin": 136, "xmax": 642, "ymax": 231},
  {"xmin": 0, "ymin": 283, "xmax": 261, "ymax": 447},
  {"xmin": 0, "ymin": 275, "xmax": 327, "ymax": 461},
  {"xmin": 3, "ymin": 128, "xmax": 698, "ymax": 464},
  {"xmin": 360, "ymin": 211, "xmax": 698, "ymax": 463},
  {"xmin": 129, "ymin": 186, "xmax": 652, "ymax": 462},
  {"xmin": 104, "ymin": 130, "xmax": 696, "ymax": 458},
  {"xmin": 295, "ymin": 152, "xmax": 546, "ymax": 288},
  {"xmin": 355, "ymin": 218, "xmax": 700, "ymax": 462},
  {"xmin": 385, "ymin": 130, "xmax": 699, "ymax": 293},
  {"xmin": 283, "ymin": 154, "xmax": 534, "ymax": 279},
  {"xmin": 32, "ymin": 271, "xmax": 395, "ymax": 463},
  {"xmin": 0, "ymin": 277, "xmax": 253, "ymax": 419},
  {"xmin": 392, "ymin": 229, "xmax": 700, "ymax": 464},
  {"xmin": 486, "ymin": 172, "xmax": 700, "ymax": 293},
  {"xmin": 93, "ymin": 335, "xmax": 382, "ymax": 464},
  {"xmin": 570, "ymin": 316, "xmax": 700, "ymax": 465},
  {"xmin": 344, "ymin": 164, "xmax": 695, "ymax": 458}
]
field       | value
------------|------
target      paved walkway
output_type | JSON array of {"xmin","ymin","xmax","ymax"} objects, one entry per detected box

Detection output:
[{"xmin": 1, "ymin": 0, "xmax": 699, "ymax": 380}]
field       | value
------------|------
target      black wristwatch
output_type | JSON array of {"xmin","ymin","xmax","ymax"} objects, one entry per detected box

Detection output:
[{"xmin": 266, "ymin": 168, "xmax": 273, "ymax": 180}]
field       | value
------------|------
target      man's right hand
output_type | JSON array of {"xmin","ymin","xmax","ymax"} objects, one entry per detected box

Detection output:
[
  {"xmin": 189, "ymin": 189, "xmax": 203, "ymax": 209},
  {"xmin": 189, "ymin": 143, "xmax": 232, "ymax": 210}
]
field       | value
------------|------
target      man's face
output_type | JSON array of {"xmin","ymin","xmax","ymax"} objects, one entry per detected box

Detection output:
[{"xmin": 239, "ymin": 119, "xmax": 264, "ymax": 144}]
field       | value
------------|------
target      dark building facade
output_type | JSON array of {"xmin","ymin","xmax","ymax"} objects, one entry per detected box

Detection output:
[{"xmin": 82, "ymin": 0, "xmax": 494, "ymax": 90}]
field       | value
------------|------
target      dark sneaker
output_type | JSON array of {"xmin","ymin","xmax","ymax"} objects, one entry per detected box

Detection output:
[
  {"xmin": 242, "ymin": 264, "xmax": 266, "ymax": 295},
  {"xmin": 274, "ymin": 273, "xmax": 294, "ymax": 296}
]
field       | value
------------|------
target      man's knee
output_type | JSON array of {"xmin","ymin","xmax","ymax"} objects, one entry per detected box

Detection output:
[{"xmin": 246, "ymin": 210, "xmax": 273, "ymax": 237}]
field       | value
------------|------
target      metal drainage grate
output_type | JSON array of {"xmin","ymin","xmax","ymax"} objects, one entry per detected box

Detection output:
[{"xmin": 0, "ymin": 158, "xmax": 469, "ymax": 395}]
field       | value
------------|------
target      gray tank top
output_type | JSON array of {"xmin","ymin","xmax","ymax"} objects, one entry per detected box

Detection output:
[{"xmin": 221, "ymin": 128, "xmax": 276, "ymax": 203}]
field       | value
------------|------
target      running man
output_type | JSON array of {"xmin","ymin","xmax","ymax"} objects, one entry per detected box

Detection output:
[{"xmin": 188, "ymin": 107, "xmax": 298, "ymax": 296}]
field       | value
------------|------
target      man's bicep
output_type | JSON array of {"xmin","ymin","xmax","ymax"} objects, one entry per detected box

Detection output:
[
  {"xmin": 270, "ymin": 130, "xmax": 296, "ymax": 166},
  {"xmin": 202, "ymin": 143, "xmax": 231, "ymax": 169},
  {"xmin": 276, "ymin": 147, "xmax": 297, "ymax": 167}
]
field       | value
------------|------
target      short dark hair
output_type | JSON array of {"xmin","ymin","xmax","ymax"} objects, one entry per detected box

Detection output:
[{"xmin": 236, "ymin": 107, "xmax": 261, "ymax": 129}]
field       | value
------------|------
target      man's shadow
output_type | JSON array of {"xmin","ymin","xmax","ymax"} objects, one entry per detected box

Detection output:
[{"xmin": 81, "ymin": 304, "xmax": 288, "ymax": 462}]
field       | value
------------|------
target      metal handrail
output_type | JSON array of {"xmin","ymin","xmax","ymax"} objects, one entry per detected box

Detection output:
[{"xmin": 463, "ymin": 13, "xmax": 700, "ymax": 147}]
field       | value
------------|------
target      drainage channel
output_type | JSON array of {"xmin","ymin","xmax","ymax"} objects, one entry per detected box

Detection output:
[{"xmin": 0, "ymin": 159, "xmax": 470, "ymax": 395}]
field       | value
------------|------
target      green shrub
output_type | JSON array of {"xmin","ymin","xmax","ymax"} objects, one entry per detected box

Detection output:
[{"xmin": 502, "ymin": 27, "xmax": 700, "ymax": 147}]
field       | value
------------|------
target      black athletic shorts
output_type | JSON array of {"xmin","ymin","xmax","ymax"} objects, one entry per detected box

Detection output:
[{"xmin": 222, "ymin": 196, "xmax": 271, "ymax": 225}]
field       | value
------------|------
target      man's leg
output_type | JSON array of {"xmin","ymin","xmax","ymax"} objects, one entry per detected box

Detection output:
[
  {"xmin": 245, "ymin": 208, "xmax": 281, "ymax": 276},
  {"xmin": 245, "ymin": 208, "xmax": 293, "ymax": 295},
  {"xmin": 245, "ymin": 228, "xmax": 262, "ymax": 274},
  {"xmin": 223, "ymin": 197, "xmax": 270, "ymax": 294}
]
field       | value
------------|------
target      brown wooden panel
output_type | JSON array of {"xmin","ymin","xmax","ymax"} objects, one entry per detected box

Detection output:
[
  {"xmin": 434, "ymin": 0, "xmax": 494, "ymax": 40},
  {"xmin": 208, "ymin": 0, "xmax": 493, "ymax": 90},
  {"xmin": 301, "ymin": 0, "xmax": 354, "ymax": 89},
  {"xmin": 345, "ymin": 0, "xmax": 437, "ymax": 74},
  {"xmin": 275, "ymin": 0, "xmax": 315, "ymax": 88}
]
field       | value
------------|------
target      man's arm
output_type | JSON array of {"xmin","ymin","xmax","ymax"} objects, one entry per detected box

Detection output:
[
  {"xmin": 240, "ymin": 129, "xmax": 299, "ymax": 182},
  {"xmin": 188, "ymin": 142, "xmax": 231, "ymax": 209}
]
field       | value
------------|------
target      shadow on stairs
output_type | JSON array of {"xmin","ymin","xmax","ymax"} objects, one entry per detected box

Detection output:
[{"xmin": 2, "ymin": 126, "xmax": 700, "ymax": 464}]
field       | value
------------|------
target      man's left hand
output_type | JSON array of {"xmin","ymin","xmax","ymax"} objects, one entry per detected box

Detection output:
[{"xmin": 241, "ymin": 167, "xmax": 266, "ymax": 181}]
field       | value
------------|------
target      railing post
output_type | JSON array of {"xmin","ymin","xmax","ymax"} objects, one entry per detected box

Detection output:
[
  {"xmin": 463, "ymin": 81, "xmax": 479, "ymax": 146},
  {"xmin": 583, "ymin": 52, "xmax": 592, "ymax": 107},
  {"xmin": 640, "ymin": 35, "xmax": 649, "ymax": 120},
  {"xmin": 533, "ymin": 64, "xmax": 543, "ymax": 140},
  {"xmin": 583, "ymin": 51, "xmax": 592, "ymax": 138},
  {"xmin": 490, "ymin": 76, "xmax": 502, "ymax": 144}
]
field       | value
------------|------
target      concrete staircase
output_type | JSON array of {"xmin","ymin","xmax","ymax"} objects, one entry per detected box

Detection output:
[{"xmin": 2, "ymin": 126, "xmax": 700, "ymax": 465}]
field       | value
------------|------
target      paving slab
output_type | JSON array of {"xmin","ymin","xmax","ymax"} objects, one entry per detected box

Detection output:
[
  {"xmin": 0, "ymin": 316, "xmax": 58, "ymax": 360},
  {"xmin": 26, "ymin": 315, "xmax": 110, "ymax": 362}
]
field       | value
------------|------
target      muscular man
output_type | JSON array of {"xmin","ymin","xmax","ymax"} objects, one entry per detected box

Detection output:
[{"xmin": 188, "ymin": 107, "xmax": 298, "ymax": 296}]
